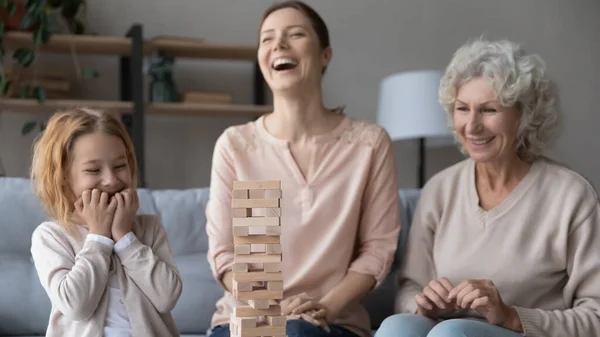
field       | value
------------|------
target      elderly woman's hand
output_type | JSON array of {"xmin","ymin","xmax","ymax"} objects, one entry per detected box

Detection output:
[
  {"xmin": 415, "ymin": 277, "xmax": 457, "ymax": 318},
  {"xmin": 448, "ymin": 279, "xmax": 515, "ymax": 326}
]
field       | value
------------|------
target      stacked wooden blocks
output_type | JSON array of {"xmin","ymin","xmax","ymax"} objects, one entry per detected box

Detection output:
[{"xmin": 230, "ymin": 180, "xmax": 287, "ymax": 337}]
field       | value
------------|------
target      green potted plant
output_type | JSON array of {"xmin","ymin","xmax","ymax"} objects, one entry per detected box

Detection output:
[{"xmin": 0, "ymin": 0, "xmax": 98, "ymax": 135}]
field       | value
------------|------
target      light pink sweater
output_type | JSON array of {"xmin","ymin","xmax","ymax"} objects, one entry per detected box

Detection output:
[{"xmin": 206, "ymin": 113, "xmax": 401, "ymax": 337}]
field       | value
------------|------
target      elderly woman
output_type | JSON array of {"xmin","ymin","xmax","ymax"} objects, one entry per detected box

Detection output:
[{"xmin": 375, "ymin": 38, "xmax": 600, "ymax": 337}]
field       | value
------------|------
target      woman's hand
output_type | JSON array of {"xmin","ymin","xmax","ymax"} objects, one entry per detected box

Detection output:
[
  {"xmin": 280, "ymin": 293, "xmax": 331, "ymax": 331},
  {"xmin": 415, "ymin": 277, "xmax": 457, "ymax": 319},
  {"xmin": 287, "ymin": 311, "xmax": 330, "ymax": 333},
  {"xmin": 447, "ymin": 279, "xmax": 516, "ymax": 327},
  {"xmin": 111, "ymin": 188, "xmax": 139, "ymax": 241},
  {"xmin": 75, "ymin": 189, "xmax": 116, "ymax": 238}
]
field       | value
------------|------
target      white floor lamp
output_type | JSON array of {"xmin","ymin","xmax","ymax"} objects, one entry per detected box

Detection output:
[{"xmin": 376, "ymin": 70, "xmax": 453, "ymax": 188}]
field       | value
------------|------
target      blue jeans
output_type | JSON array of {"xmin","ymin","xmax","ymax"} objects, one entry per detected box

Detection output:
[
  {"xmin": 208, "ymin": 320, "xmax": 360, "ymax": 337},
  {"xmin": 374, "ymin": 314, "xmax": 522, "ymax": 337}
]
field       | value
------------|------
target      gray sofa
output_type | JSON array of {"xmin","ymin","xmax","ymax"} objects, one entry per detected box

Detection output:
[{"xmin": 0, "ymin": 177, "xmax": 421, "ymax": 337}]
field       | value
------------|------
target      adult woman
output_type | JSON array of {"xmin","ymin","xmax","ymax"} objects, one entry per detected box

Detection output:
[
  {"xmin": 375, "ymin": 38, "xmax": 600, "ymax": 337},
  {"xmin": 205, "ymin": 2, "xmax": 401, "ymax": 337}
]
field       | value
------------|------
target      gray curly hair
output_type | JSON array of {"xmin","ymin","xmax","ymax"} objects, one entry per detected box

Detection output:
[{"xmin": 438, "ymin": 38, "xmax": 560, "ymax": 161}]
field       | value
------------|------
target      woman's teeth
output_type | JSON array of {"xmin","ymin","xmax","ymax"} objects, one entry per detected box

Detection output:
[{"xmin": 471, "ymin": 138, "xmax": 493, "ymax": 145}]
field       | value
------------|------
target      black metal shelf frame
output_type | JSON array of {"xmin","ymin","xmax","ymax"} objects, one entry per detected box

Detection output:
[{"xmin": 118, "ymin": 23, "xmax": 266, "ymax": 188}]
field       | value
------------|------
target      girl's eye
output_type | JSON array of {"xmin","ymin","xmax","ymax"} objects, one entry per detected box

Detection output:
[
  {"xmin": 115, "ymin": 164, "xmax": 127, "ymax": 170},
  {"xmin": 85, "ymin": 169, "xmax": 100, "ymax": 173}
]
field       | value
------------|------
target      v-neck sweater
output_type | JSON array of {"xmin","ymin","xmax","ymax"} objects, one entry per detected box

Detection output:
[
  {"xmin": 396, "ymin": 157, "xmax": 600, "ymax": 337},
  {"xmin": 206, "ymin": 114, "xmax": 402, "ymax": 337}
]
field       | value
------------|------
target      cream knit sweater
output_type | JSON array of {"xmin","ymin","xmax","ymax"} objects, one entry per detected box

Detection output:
[{"xmin": 396, "ymin": 157, "xmax": 600, "ymax": 337}]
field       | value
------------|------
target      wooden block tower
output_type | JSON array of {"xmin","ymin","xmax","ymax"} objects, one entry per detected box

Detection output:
[{"xmin": 230, "ymin": 180, "xmax": 287, "ymax": 337}]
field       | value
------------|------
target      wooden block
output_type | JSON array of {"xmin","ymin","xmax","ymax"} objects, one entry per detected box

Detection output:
[
  {"xmin": 267, "ymin": 316, "xmax": 286, "ymax": 327},
  {"xmin": 265, "ymin": 244, "xmax": 281, "ymax": 254},
  {"xmin": 234, "ymin": 253, "xmax": 281, "ymax": 264},
  {"xmin": 232, "ymin": 316, "xmax": 257, "ymax": 328},
  {"xmin": 265, "ymin": 189, "xmax": 282, "ymax": 198},
  {"xmin": 233, "ymin": 279, "xmax": 254, "ymax": 292},
  {"xmin": 249, "ymin": 189, "xmax": 265, "ymax": 199},
  {"xmin": 263, "ymin": 262, "xmax": 281, "ymax": 273},
  {"xmin": 233, "ymin": 271, "xmax": 282, "ymax": 282},
  {"xmin": 233, "ymin": 226, "xmax": 250, "ymax": 236},
  {"xmin": 239, "ymin": 324, "xmax": 286, "ymax": 337},
  {"xmin": 233, "ymin": 209, "xmax": 252, "ymax": 218},
  {"xmin": 267, "ymin": 281, "xmax": 283, "ymax": 291},
  {"xmin": 234, "ymin": 244, "xmax": 251, "ymax": 255},
  {"xmin": 236, "ymin": 289, "xmax": 283, "ymax": 300},
  {"xmin": 266, "ymin": 226, "xmax": 281, "ymax": 236},
  {"xmin": 252, "ymin": 208, "xmax": 281, "ymax": 217},
  {"xmin": 234, "ymin": 305, "xmax": 282, "ymax": 317},
  {"xmin": 233, "ymin": 181, "xmax": 281, "ymax": 190},
  {"xmin": 232, "ymin": 198, "xmax": 280, "ymax": 209},
  {"xmin": 233, "ymin": 263, "xmax": 249, "ymax": 273},
  {"xmin": 248, "ymin": 299, "xmax": 269, "ymax": 309},
  {"xmin": 233, "ymin": 217, "xmax": 280, "ymax": 227},
  {"xmin": 182, "ymin": 91, "xmax": 232, "ymax": 104},
  {"xmin": 246, "ymin": 226, "xmax": 281, "ymax": 236},
  {"xmin": 232, "ymin": 189, "xmax": 249, "ymax": 199},
  {"xmin": 248, "ymin": 189, "xmax": 281, "ymax": 199},
  {"xmin": 230, "ymin": 319, "xmax": 239, "ymax": 337},
  {"xmin": 234, "ymin": 236, "xmax": 280, "ymax": 245}
]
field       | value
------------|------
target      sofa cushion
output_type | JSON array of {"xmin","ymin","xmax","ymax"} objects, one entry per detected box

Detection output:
[
  {"xmin": 149, "ymin": 188, "xmax": 210, "ymax": 256},
  {"xmin": 0, "ymin": 178, "xmax": 50, "ymax": 254},
  {"xmin": 0, "ymin": 253, "xmax": 51, "ymax": 336},
  {"xmin": 172, "ymin": 252, "xmax": 224, "ymax": 334}
]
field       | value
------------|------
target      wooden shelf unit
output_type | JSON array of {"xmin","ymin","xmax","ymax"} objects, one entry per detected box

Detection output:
[
  {"xmin": 1, "ymin": 26, "xmax": 268, "ymax": 187},
  {"xmin": 4, "ymin": 31, "xmax": 133, "ymax": 56},
  {"xmin": 4, "ymin": 31, "xmax": 258, "ymax": 60},
  {"xmin": 0, "ymin": 99, "xmax": 270, "ymax": 118}
]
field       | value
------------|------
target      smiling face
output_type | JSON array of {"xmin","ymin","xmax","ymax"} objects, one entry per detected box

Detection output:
[
  {"xmin": 453, "ymin": 76, "xmax": 522, "ymax": 163},
  {"xmin": 67, "ymin": 131, "xmax": 132, "ymax": 202},
  {"xmin": 257, "ymin": 7, "xmax": 331, "ymax": 93}
]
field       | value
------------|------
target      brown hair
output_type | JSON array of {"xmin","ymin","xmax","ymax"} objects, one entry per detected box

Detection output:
[
  {"xmin": 260, "ymin": 1, "xmax": 331, "ymax": 73},
  {"xmin": 30, "ymin": 108, "xmax": 137, "ymax": 229}
]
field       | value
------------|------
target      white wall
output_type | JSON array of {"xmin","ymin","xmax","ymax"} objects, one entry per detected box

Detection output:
[{"xmin": 1, "ymin": 0, "xmax": 599, "ymax": 189}]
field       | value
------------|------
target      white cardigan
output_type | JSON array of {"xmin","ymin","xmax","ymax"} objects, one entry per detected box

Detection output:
[{"xmin": 31, "ymin": 214, "xmax": 182, "ymax": 337}]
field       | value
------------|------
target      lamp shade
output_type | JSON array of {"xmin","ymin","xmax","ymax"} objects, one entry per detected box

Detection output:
[{"xmin": 376, "ymin": 70, "xmax": 452, "ymax": 143}]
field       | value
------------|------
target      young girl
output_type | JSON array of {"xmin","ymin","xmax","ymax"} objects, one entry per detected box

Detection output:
[{"xmin": 29, "ymin": 108, "xmax": 182, "ymax": 337}]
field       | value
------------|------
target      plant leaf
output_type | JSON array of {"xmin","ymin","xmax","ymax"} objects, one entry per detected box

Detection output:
[
  {"xmin": 70, "ymin": 18, "xmax": 85, "ymax": 34},
  {"xmin": 34, "ymin": 27, "xmax": 44, "ymax": 46},
  {"xmin": 16, "ymin": 49, "xmax": 36, "ymax": 67},
  {"xmin": 48, "ymin": 0, "xmax": 62, "ymax": 8},
  {"xmin": 40, "ymin": 122, "xmax": 46, "ymax": 131},
  {"xmin": 61, "ymin": 1, "xmax": 81, "ymax": 19},
  {"xmin": 21, "ymin": 121, "xmax": 37, "ymax": 135},
  {"xmin": 19, "ymin": 12, "xmax": 37, "ymax": 30},
  {"xmin": 0, "ymin": 0, "xmax": 8, "ymax": 8},
  {"xmin": 81, "ymin": 68, "xmax": 98, "ymax": 79},
  {"xmin": 20, "ymin": 84, "xmax": 31, "ymax": 98},
  {"xmin": 7, "ymin": 2, "xmax": 16, "ymax": 15},
  {"xmin": 33, "ymin": 85, "xmax": 46, "ymax": 103},
  {"xmin": 0, "ymin": 76, "xmax": 11, "ymax": 95}
]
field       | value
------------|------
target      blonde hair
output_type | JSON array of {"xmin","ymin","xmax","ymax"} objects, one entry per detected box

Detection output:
[{"xmin": 30, "ymin": 108, "xmax": 138, "ymax": 229}]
